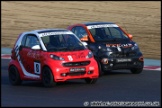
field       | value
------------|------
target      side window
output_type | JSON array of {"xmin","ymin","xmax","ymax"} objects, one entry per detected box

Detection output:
[
  {"xmin": 109, "ymin": 28, "xmax": 121, "ymax": 38},
  {"xmin": 25, "ymin": 36, "xmax": 30, "ymax": 47},
  {"xmin": 24, "ymin": 35, "xmax": 40, "ymax": 48},
  {"xmin": 72, "ymin": 26, "xmax": 87, "ymax": 39},
  {"xmin": 104, "ymin": 28, "xmax": 111, "ymax": 36},
  {"xmin": 41, "ymin": 36, "xmax": 49, "ymax": 45},
  {"xmin": 21, "ymin": 35, "xmax": 27, "ymax": 46},
  {"xmin": 71, "ymin": 27, "xmax": 75, "ymax": 33},
  {"xmin": 71, "ymin": 27, "xmax": 78, "ymax": 36}
]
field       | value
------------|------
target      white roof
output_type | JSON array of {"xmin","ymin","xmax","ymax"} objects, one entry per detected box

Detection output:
[{"xmin": 21, "ymin": 28, "xmax": 70, "ymax": 36}]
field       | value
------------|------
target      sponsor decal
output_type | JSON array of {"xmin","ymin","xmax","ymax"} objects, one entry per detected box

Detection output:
[
  {"xmin": 13, "ymin": 43, "xmax": 40, "ymax": 79},
  {"xmin": 27, "ymin": 50, "xmax": 40, "ymax": 59},
  {"xmin": 39, "ymin": 31, "xmax": 73, "ymax": 37},
  {"xmin": 87, "ymin": 24, "xmax": 118, "ymax": 29},
  {"xmin": 106, "ymin": 43, "xmax": 132, "ymax": 48},
  {"xmin": 17, "ymin": 54, "xmax": 40, "ymax": 79},
  {"xmin": 70, "ymin": 67, "xmax": 86, "ymax": 72},
  {"xmin": 116, "ymin": 58, "xmax": 132, "ymax": 62}
]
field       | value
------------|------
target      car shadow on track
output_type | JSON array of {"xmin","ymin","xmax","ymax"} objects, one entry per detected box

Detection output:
[
  {"xmin": 102, "ymin": 70, "xmax": 132, "ymax": 76},
  {"xmin": 6, "ymin": 80, "xmax": 89, "ymax": 88},
  {"xmin": 14, "ymin": 71, "xmax": 131, "ymax": 87},
  {"xmin": 2, "ymin": 70, "xmax": 135, "ymax": 87}
]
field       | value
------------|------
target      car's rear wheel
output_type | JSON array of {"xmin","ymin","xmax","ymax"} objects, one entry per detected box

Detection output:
[
  {"xmin": 85, "ymin": 78, "xmax": 98, "ymax": 84},
  {"xmin": 42, "ymin": 67, "xmax": 56, "ymax": 87},
  {"xmin": 8, "ymin": 65, "xmax": 22, "ymax": 85},
  {"xmin": 130, "ymin": 67, "xmax": 143, "ymax": 74}
]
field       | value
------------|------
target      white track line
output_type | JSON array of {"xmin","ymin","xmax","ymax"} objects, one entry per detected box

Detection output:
[{"xmin": 1, "ymin": 54, "xmax": 161, "ymax": 71}]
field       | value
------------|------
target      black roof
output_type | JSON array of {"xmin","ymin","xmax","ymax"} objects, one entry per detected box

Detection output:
[{"xmin": 82, "ymin": 22, "xmax": 115, "ymax": 26}]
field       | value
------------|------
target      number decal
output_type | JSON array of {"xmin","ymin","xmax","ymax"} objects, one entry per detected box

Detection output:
[
  {"xmin": 67, "ymin": 55, "xmax": 73, "ymax": 61},
  {"xmin": 34, "ymin": 62, "xmax": 41, "ymax": 74},
  {"xmin": 36, "ymin": 64, "xmax": 39, "ymax": 72}
]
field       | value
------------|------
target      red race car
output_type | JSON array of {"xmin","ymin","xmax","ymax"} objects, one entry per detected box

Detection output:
[{"xmin": 8, "ymin": 29, "xmax": 99, "ymax": 87}]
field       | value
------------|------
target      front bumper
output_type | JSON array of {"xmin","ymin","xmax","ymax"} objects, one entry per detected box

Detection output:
[
  {"xmin": 48, "ymin": 59, "xmax": 99, "ymax": 82},
  {"xmin": 100, "ymin": 57, "xmax": 144, "ymax": 71}
]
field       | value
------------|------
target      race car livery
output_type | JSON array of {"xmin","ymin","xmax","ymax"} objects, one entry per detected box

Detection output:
[
  {"xmin": 67, "ymin": 22, "xmax": 144, "ymax": 76},
  {"xmin": 8, "ymin": 29, "xmax": 99, "ymax": 87}
]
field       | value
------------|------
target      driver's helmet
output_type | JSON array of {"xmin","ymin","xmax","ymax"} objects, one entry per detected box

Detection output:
[{"xmin": 49, "ymin": 35, "xmax": 59, "ymax": 47}]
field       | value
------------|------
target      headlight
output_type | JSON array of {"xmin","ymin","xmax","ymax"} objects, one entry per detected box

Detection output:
[
  {"xmin": 131, "ymin": 43, "xmax": 139, "ymax": 50},
  {"xmin": 107, "ymin": 47, "xmax": 112, "ymax": 51},
  {"xmin": 50, "ymin": 54, "xmax": 64, "ymax": 60},
  {"xmin": 86, "ymin": 51, "xmax": 93, "ymax": 58}
]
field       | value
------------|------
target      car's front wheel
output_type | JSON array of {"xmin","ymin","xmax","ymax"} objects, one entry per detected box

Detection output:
[
  {"xmin": 95, "ymin": 58, "xmax": 104, "ymax": 76},
  {"xmin": 8, "ymin": 65, "xmax": 22, "ymax": 85},
  {"xmin": 42, "ymin": 67, "xmax": 56, "ymax": 87},
  {"xmin": 130, "ymin": 67, "xmax": 143, "ymax": 74},
  {"xmin": 84, "ymin": 78, "xmax": 98, "ymax": 84}
]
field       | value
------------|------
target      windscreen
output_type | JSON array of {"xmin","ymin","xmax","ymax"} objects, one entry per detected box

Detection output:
[
  {"xmin": 87, "ymin": 24, "xmax": 129, "ymax": 41},
  {"xmin": 41, "ymin": 33, "xmax": 86, "ymax": 52}
]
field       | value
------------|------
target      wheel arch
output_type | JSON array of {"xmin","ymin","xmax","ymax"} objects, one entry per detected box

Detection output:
[
  {"xmin": 41, "ymin": 65, "xmax": 55, "ymax": 80},
  {"xmin": 8, "ymin": 62, "xmax": 23, "ymax": 80}
]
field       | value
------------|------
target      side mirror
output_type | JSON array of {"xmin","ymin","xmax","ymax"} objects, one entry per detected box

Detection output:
[
  {"xmin": 82, "ymin": 42, "xmax": 88, "ymax": 46},
  {"xmin": 80, "ymin": 35, "xmax": 88, "ymax": 42},
  {"xmin": 31, "ymin": 45, "xmax": 41, "ymax": 50},
  {"xmin": 127, "ymin": 34, "xmax": 133, "ymax": 40}
]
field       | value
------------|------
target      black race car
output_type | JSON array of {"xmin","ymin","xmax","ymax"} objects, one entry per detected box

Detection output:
[{"xmin": 67, "ymin": 22, "xmax": 144, "ymax": 76}]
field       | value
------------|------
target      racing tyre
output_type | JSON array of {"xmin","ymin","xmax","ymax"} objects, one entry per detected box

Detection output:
[
  {"xmin": 85, "ymin": 78, "xmax": 98, "ymax": 84},
  {"xmin": 42, "ymin": 67, "xmax": 56, "ymax": 87},
  {"xmin": 9, "ymin": 66, "xmax": 22, "ymax": 85},
  {"xmin": 130, "ymin": 68, "xmax": 143, "ymax": 74},
  {"xmin": 95, "ymin": 58, "xmax": 104, "ymax": 76}
]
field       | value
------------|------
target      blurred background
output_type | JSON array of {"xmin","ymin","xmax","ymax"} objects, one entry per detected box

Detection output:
[{"xmin": 1, "ymin": 1, "xmax": 161, "ymax": 59}]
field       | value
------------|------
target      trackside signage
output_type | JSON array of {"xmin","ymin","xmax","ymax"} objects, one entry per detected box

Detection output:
[
  {"xmin": 39, "ymin": 31, "xmax": 73, "ymax": 37},
  {"xmin": 87, "ymin": 24, "xmax": 119, "ymax": 29}
]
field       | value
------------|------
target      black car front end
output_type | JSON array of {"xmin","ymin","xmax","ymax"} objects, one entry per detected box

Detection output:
[
  {"xmin": 88, "ymin": 41, "xmax": 144, "ymax": 74},
  {"xmin": 98, "ymin": 46, "xmax": 144, "ymax": 70}
]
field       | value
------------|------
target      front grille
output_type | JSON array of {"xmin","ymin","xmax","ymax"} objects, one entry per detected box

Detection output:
[
  {"xmin": 67, "ymin": 72, "xmax": 86, "ymax": 76},
  {"xmin": 115, "ymin": 63, "xmax": 128, "ymax": 67},
  {"xmin": 113, "ymin": 63, "xmax": 134, "ymax": 69},
  {"xmin": 62, "ymin": 61, "xmax": 90, "ymax": 67},
  {"xmin": 110, "ymin": 53, "xmax": 124, "ymax": 58},
  {"xmin": 128, "ymin": 52, "xmax": 136, "ymax": 57},
  {"xmin": 110, "ymin": 52, "xmax": 136, "ymax": 58}
]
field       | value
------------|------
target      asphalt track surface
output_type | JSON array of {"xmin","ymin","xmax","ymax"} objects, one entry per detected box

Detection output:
[{"xmin": 1, "ymin": 59, "xmax": 161, "ymax": 107}]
